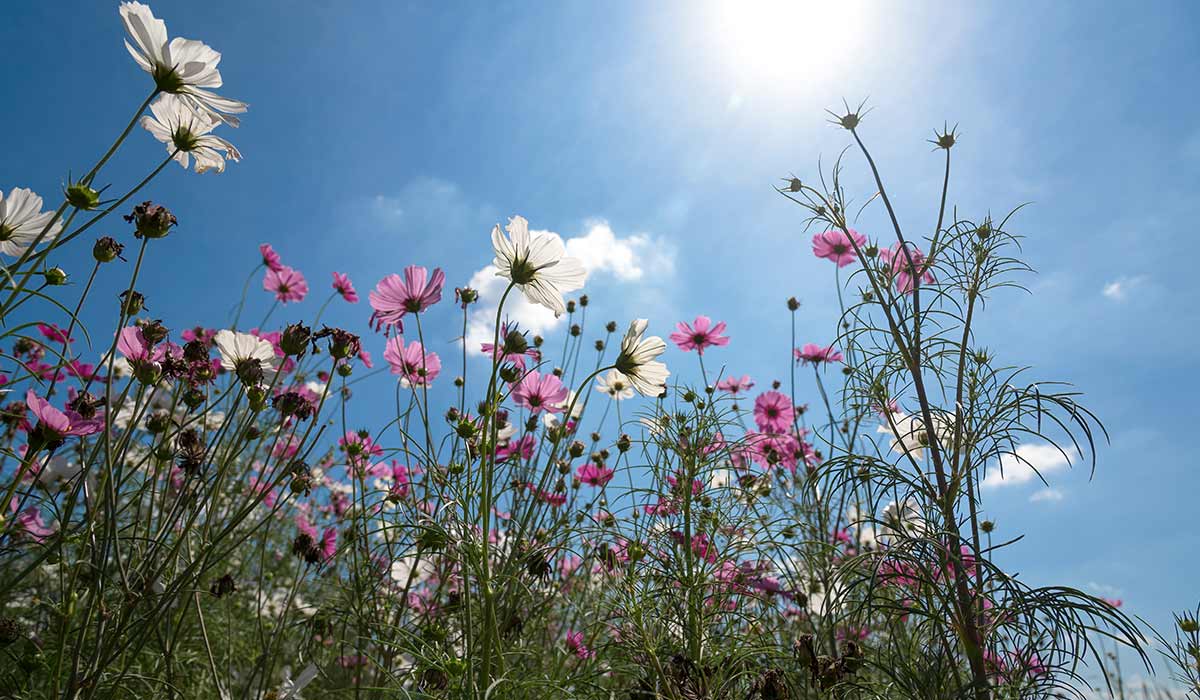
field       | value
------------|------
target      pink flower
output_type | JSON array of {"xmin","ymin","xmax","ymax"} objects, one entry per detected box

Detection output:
[
  {"xmin": 669, "ymin": 315, "xmax": 730, "ymax": 355},
  {"xmin": 368, "ymin": 266, "xmax": 446, "ymax": 333},
  {"xmin": 26, "ymin": 389, "xmax": 103, "ymax": 444},
  {"xmin": 116, "ymin": 325, "xmax": 162, "ymax": 362},
  {"xmin": 496, "ymin": 434, "xmax": 536, "ymax": 462},
  {"xmin": 794, "ymin": 343, "xmax": 844, "ymax": 366},
  {"xmin": 14, "ymin": 506, "xmax": 55, "ymax": 542},
  {"xmin": 38, "ymin": 323, "xmax": 73, "ymax": 345},
  {"xmin": 812, "ymin": 229, "xmax": 867, "ymax": 267},
  {"xmin": 511, "ymin": 371, "xmax": 569, "ymax": 414},
  {"xmin": 383, "ymin": 337, "xmax": 441, "ymax": 388},
  {"xmin": 715, "ymin": 374, "xmax": 754, "ymax": 395},
  {"xmin": 564, "ymin": 630, "xmax": 595, "ymax": 659},
  {"xmin": 577, "ymin": 463, "xmax": 615, "ymax": 487},
  {"xmin": 319, "ymin": 526, "xmax": 338, "ymax": 561},
  {"xmin": 332, "ymin": 272, "xmax": 359, "ymax": 303},
  {"xmin": 263, "ymin": 265, "xmax": 308, "ymax": 303},
  {"xmin": 879, "ymin": 242, "xmax": 935, "ymax": 295},
  {"xmin": 357, "ymin": 348, "xmax": 373, "ymax": 369},
  {"xmin": 259, "ymin": 243, "xmax": 284, "ymax": 272},
  {"xmin": 753, "ymin": 391, "xmax": 794, "ymax": 434},
  {"xmin": 746, "ymin": 430, "xmax": 803, "ymax": 472}
]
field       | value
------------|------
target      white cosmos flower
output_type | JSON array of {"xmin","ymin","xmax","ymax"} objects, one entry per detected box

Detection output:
[
  {"xmin": 213, "ymin": 329, "xmax": 276, "ymax": 377},
  {"xmin": 0, "ymin": 188, "xmax": 63, "ymax": 257},
  {"xmin": 141, "ymin": 94, "xmax": 241, "ymax": 173},
  {"xmin": 278, "ymin": 664, "xmax": 319, "ymax": 700},
  {"xmin": 491, "ymin": 215, "xmax": 587, "ymax": 315},
  {"xmin": 119, "ymin": 2, "xmax": 247, "ymax": 125},
  {"xmin": 879, "ymin": 498, "xmax": 929, "ymax": 545},
  {"xmin": 594, "ymin": 369, "xmax": 635, "ymax": 401},
  {"xmin": 614, "ymin": 319, "xmax": 669, "ymax": 397}
]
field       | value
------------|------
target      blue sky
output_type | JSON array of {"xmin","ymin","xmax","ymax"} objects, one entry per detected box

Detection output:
[{"xmin": 4, "ymin": 0, "xmax": 1199, "ymax": 669}]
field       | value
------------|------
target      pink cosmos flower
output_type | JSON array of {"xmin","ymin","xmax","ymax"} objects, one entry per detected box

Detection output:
[
  {"xmin": 14, "ymin": 506, "xmax": 56, "ymax": 542},
  {"xmin": 332, "ymin": 272, "xmax": 358, "ymax": 303},
  {"xmin": 38, "ymin": 323, "xmax": 74, "ymax": 345},
  {"xmin": 746, "ymin": 430, "xmax": 803, "ymax": 472},
  {"xmin": 753, "ymin": 391, "xmax": 794, "ymax": 434},
  {"xmin": 794, "ymin": 343, "xmax": 844, "ymax": 366},
  {"xmin": 879, "ymin": 242, "xmax": 936, "ymax": 295},
  {"xmin": 357, "ymin": 348, "xmax": 373, "ymax": 369},
  {"xmin": 263, "ymin": 265, "xmax": 308, "ymax": 303},
  {"xmin": 259, "ymin": 243, "xmax": 284, "ymax": 272},
  {"xmin": 368, "ymin": 266, "xmax": 446, "ymax": 333},
  {"xmin": 383, "ymin": 336, "xmax": 441, "ymax": 388},
  {"xmin": 812, "ymin": 229, "xmax": 867, "ymax": 267},
  {"xmin": 116, "ymin": 325, "xmax": 163, "ymax": 363},
  {"xmin": 564, "ymin": 630, "xmax": 595, "ymax": 658},
  {"xmin": 319, "ymin": 526, "xmax": 338, "ymax": 561},
  {"xmin": 577, "ymin": 463, "xmax": 615, "ymax": 487},
  {"xmin": 564, "ymin": 630, "xmax": 594, "ymax": 659},
  {"xmin": 496, "ymin": 434, "xmax": 536, "ymax": 462},
  {"xmin": 715, "ymin": 374, "xmax": 754, "ymax": 395},
  {"xmin": 511, "ymin": 371, "xmax": 569, "ymax": 414},
  {"xmin": 26, "ymin": 389, "xmax": 103, "ymax": 443},
  {"xmin": 669, "ymin": 315, "xmax": 730, "ymax": 355}
]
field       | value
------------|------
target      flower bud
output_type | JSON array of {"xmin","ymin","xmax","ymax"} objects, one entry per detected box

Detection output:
[
  {"xmin": 120, "ymin": 290, "xmax": 146, "ymax": 316},
  {"xmin": 43, "ymin": 267, "xmax": 68, "ymax": 286},
  {"xmin": 569, "ymin": 441, "xmax": 585, "ymax": 458},
  {"xmin": 616, "ymin": 434, "xmax": 631, "ymax": 453},
  {"xmin": 246, "ymin": 385, "xmax": 268, "ymax": 411},
  {"xmin": 66, "ymin": 183, "xmax": 101, "ymax": 211},
  {"xmin": 124, "ymin": 201, "xmax": 177, "ymax": 239},
  {"xmin": 93, "ymin": 236, "xmax": 124, "ymax": 263},
  {"xmin": 146, "ymin": 410, "xmax": 172, "ymax": 434},
  {"xmin": 499, "ymin": 364, "xmax": 521, "ymax": 383},
  {"xmin": 336, "ymin": 362, "xmax": 353, "ymax": 378},
  {"xmin": 605, "ymin": 321, "xmax": 617, "ymax": 333},
  {"xmin": 455, "ymin": 287, "xmax": 478, "ymax": 305},
  {"xmin": 787, "ymin": 297, "xmax": 800, "ymax": 311},
  {"xmin": 1180, "ymin": 618, "xmax": 1199, "ymax": 634},
  {"xmin": 579, "ymin": 294, "xmax": 589, "ymax": 307},
  {"xmin": 280, "ymin": 323, "xmax": 312, "ymax": 356}
]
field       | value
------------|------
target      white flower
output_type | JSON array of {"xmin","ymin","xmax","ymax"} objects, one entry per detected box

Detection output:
[
  {"xmin": 213, "ymin": 329, "xmax": 276, "ymax": 379},
  {"xmin": 877, "ymin": 411, "xmax": 926, "ymax": 461},
  {"xmin": 141, "ymin": 94, "xmax": 241, "ymax": 173},
  {"xmin": 119, "ymin": 1, "xmax": 247, "ymax": 125},
  {"xmin": 278, "ymin": 664, "xmax": 319, "ymax": 700},
  {"xmin": 614, "ymin": 319, "xmax": 669, "ymax": 397},
  {"xmin": 879, "ymin": 498, "xmax": 928, "ymax": 545},
  {"xmin": 594, "ymin": 369, "xmax": 635, "ymax": 401},
  {"xmin": 491, "ymin": 215, "xmax": 587, "ymax": 315},
  {"xmin": 0, "ymin": 188, "xmax": 63, "ymax": 257},
  {"xmin": 543, "ymin": 390, "xmax": 582, "ymax": 429},
  {"xmin": 708, "ymin": 468, "xmax": 733, "ymax": 490}
]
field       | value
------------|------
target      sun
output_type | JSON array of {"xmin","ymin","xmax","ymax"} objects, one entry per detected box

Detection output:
[{"xmin": 709, "ymin": 0, "xmax": 868, "ymax": 88}]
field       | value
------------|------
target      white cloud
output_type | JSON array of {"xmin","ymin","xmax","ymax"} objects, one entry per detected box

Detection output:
[
  {"xmin": 1102, "ymin": 274, "xmax": 1146, "ymax": 301},
  {"xmin": 1029, "ymin": 487, "xmax": 1064, "ymax": 503},
  {"xmin": 982, "ymin": 443, "xmax": 1074, "ymax": 489},
  {"xmin": 463, "ymin": 219, "xmax": 674, "ymax": 352}
]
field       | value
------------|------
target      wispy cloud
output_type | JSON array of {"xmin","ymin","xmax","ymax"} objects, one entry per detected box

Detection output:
[
  {"xmin": 1102, "ymin": 274, "xmax": 1146, "ymax": 301},
  {"xmin": 982, "ymin": 443, "xmax": 1075, "ymax": 489},
  {"xmin": 1029, "ymin": 487, "xmax": 1064, "ymax": 503}
]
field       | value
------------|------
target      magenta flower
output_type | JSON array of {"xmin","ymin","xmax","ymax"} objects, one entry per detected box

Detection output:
[
  {"xmin": 496, "ymin": 434, "xmax": 536, "ymax": 462},
  {"xmin": 511, "ymin": 371, "xmax": 569, "ymax": 414},
  {"xmin": 715, "ymin": 374, "xmax": 754, "ymax": 395},
  {"xmin": 38, "ymin": 323, "xmax": 74, "ymax": 345},
  {"xmin": 753, "ymin": 390, "xmax": 794, "ymax": 434},
  {"xmin": 812, "ymin": 228, "xmax": 867, "ymax": 267},
  {"xmin": 319, "ymin": 526, "xmax": 338, "ymax": 561},
  {"xmin": 746, "ymin": 430, "xmax": 802, "ymax": 472},
  {"xmin": 332, "ymin": 272, "xmax": 358, "ymax": 303},
  {"xmin": 259, "ymin": 243, "xmax": 284, "ymax": 272},
  {"xmin": 577, "ymin": 463, "xmax": 615, "ymax": 487},
  {"xmin": 263, "ymin": 265, "xmax": 308, "ymax": 303},
  {"xmin": 357, "ymin": 348, "xmax": 374, "ymax": 369},
  {"xmin": 116, "ymin": 325, "xmax": 162, "ymax": 362},
  {"xmin": 383, "ymin": 336, "xmax": 441, "ymax": 388},
  {"xmin": 25, "ymin": 389, "xmax": 103, "ymax": 445},
  {"xmin": 794, "ymin": 343, "xmax": 844, "ymax": 366},
  {"xmin": 879, "ymin": 242, "xmax": 936, "ymax": 294},
  {"xmin": 565, "ymin": 630, "xmax": 595, "ymax": 659},
  {"xmin": 669, "ymin": 315, "xmax": 730, "ymax": 355},
  {"xmin": 368, "ymin": 266, "xmax": 446, "ymax": 333},
  {"xmin": 14, "ymin": 507, "xmax": 56, "ymax": 542}
]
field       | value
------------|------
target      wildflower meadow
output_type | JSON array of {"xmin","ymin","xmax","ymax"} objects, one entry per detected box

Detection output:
[{"xmin": 2, "ymin": 3, "xmax": 1197, "ymax": 699}]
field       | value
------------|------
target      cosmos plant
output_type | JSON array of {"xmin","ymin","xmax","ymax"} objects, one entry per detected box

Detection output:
[{"xmin": 1, "ymin": 6, "xmax": 1196, "ymax": 700}]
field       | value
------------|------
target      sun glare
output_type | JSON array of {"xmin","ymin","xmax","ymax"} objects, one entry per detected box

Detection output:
[{"xmin": 710, "ymin": 0, "xmax": 867, "ymax": 88}]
